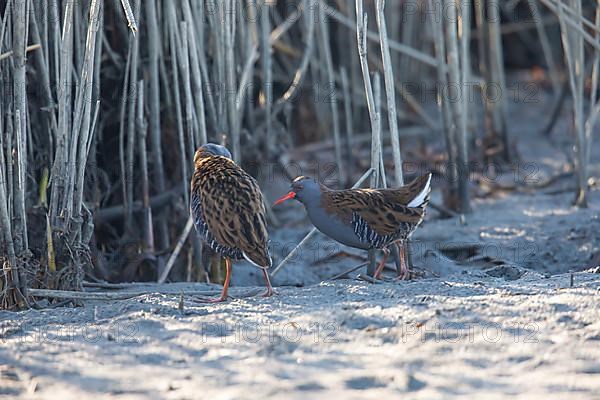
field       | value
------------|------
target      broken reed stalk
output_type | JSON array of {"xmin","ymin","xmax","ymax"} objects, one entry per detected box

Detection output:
[
  {"xmin": 375, "ymin": 0, "xmax": 404, "ymax": 187},
  {"xmin": 27, "ymin": 287, "xmax": 223, "ymax": 301},
  {"xmin": 329, "ymin": 261, "xmax": 369, "ymax": 280},
  {"xmin": 271, "ymin": 168, "xmax": 375, "ymax": 277},
  {"xmin": 158, "ymin": 216, "xmax": 194, "ymax": 284}
]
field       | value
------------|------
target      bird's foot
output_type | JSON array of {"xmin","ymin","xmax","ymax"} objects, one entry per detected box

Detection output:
[
  {"xmin": 393, "ymin": 271, "xmax": 412, "ymax": 282},
  {"xmin": 193, "ymin": 295, "xmax": 230, "ymax": 303}
]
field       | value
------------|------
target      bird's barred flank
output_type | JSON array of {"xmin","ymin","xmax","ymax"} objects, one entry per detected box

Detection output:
[
  {"xmin": 191, "ymin": 186, "xmax": 244, "ymax": 261},
  {"xmin": 352, "ymin": 212, "xmax": 414, "ymax": 249}
]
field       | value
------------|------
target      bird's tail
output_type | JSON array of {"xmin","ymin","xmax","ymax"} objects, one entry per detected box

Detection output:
[
  {"xmin": 407, "ymin": 173, "xmax": 432, "ymax": 209},
  {"xmin": 243, "ymin": 249, "xmax": 272, "ymax": 269}
]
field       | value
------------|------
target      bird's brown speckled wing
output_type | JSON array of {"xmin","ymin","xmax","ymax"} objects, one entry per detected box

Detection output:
[
  {"xmin": 322, "ymin": 174, "xmax": 430, "ymax": 236},
  {"xmin": 191, "ymin": 156, "xmax": 271, "ymax": 268}
]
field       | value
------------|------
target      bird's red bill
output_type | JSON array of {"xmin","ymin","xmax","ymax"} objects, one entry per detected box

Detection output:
[{"xmin": 273, "ymin": 191, "xmax": 296, "ymax": 206}]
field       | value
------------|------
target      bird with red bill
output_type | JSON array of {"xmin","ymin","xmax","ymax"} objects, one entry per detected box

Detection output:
[
  {"xmin": 273, "ymin": 191, "xmax": 296, "ymax": 205},
  {"xmin": 273, "ymin": 174, "xmax": 432, "ymax": 279}
]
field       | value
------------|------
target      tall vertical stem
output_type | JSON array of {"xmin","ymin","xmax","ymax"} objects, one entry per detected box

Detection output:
[
  {"xmin": 11, "ymin": 0, "xmax": 28, "ymax": 253},
  {"xmin": 145, "ymin": 0, "xmax": 168, "ymax": 249},
  {"xmin": 444, "ymin": 0, "xmax": 470, "ymax": 213},
  {"xmin": 376, "ymin": 0, "xmax": 404, "ymax": 186},
  {"xmin": 318, "ymin": 2, "xmax": 345, "ymax": 186},
  {"xmin": 261, "ymin": 0, "xmax": 273, "ymax": 154}
]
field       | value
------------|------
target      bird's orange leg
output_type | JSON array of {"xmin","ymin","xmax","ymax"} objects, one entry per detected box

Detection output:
[
  {"xmin": 197, "ymin": 258, "xmax": 232, "ymax": 303},
  {"xmin": 394, "ymin": 242, "xmax": 410, "ymax": 280},
  {"xmin": 260, "ymin": 268, "xmax": 276, "ymax": 297},
  {"xmin": 373, "ymin": 247, "xmax": 391, "ymax": 280}
]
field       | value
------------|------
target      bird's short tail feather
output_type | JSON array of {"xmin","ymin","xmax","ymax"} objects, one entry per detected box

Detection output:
[
  {"xmin": 407, "ymin": 173, "xmax": 432, "ymax": 208},
  {"xmin": 243, "ymin": 251, "xmax": 272, "ymax": 269}
]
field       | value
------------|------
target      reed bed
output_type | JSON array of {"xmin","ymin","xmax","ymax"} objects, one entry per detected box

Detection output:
[{"xmin": 0, "ymin": 0, "xmax": 598, "ymax": 309}]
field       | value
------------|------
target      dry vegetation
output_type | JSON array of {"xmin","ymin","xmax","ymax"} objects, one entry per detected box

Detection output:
[{"xmin": 0, "ymin": 0, "xmax": 598, "ymax": 310}]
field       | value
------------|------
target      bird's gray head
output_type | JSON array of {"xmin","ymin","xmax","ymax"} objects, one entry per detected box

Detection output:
[
  {"xmin": 273, "ymin": 176, "xmax": 322, "ymax": 206},
  {"xmin": 194, "ymin": 143, "xmax": 232, "ymax": 165},
  {"xmin": 200, "ymin": 143, "xmax": 232, "ymax": 158}
]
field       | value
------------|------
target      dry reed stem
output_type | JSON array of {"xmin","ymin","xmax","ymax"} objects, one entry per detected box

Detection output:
[{"xmin": 375, "ymin": 0, "xmax": 403, "ymax": 186}]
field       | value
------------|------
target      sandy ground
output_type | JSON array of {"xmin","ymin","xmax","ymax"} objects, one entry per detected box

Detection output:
[
  {"xmin": 2, "ymin": 188, "xmax": 600, "ymax": 399},
  {"xmin": 1, "ymin": 271, "xmax": 599, "ymax": 399}
]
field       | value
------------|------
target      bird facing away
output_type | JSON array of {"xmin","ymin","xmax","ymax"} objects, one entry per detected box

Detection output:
[
  {"xmin": 191, "ymin": 143, "xmax": 274, "ymax": 302},
  {"xmin": 274, "ymin": 173, "xmax": 431, "ymax": 279}
]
